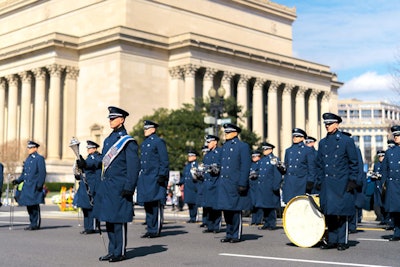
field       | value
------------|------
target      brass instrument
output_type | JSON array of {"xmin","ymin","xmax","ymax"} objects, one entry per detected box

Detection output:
[
  {"xmin": 190, "ymin": 163, "xmax": 220, "ymax": 181},
  {"xmin": 367, "ymin": 170, "xmax": 382, "ymax": 180},
  {"xmin": 270, "ymin": 156, "xmax": 287, "ymax": 174}
]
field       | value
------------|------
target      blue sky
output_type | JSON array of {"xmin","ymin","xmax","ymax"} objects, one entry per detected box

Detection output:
[{"xmin": 273, "ymin": 0, "xmax": 400, "ymax": 102}]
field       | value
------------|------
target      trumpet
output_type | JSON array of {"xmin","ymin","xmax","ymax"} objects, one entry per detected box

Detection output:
[
  {"xmin": 270, "ymin": 156, "xmax": 286, "ymax": 174},
  {"xmin": 190, "ymin": 163, "xmax": 220, "ymax": 180},
  {"xmin": 367, "ymin": 170, "xmax": 382, "ymax": 180}
]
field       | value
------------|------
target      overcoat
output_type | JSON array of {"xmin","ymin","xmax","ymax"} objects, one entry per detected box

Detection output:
[
  {"xmin": 216, "ymin": 136, "xmax": 251, "ymax": 211},
  {"xmin": 180, "ymin": 161, "xmax": 199, "ymax": 204},
  {"xmin": 282, "ymin": 142, "xmax": 316, "ymax": 203},
  {"xmin": 316, "ymin": 130, "xmax": 359, "ymax": 216},
  {"xmin": 201, "ymin": 147, "xmax": 222, "ymax": 208},
  {"xmin": 254, "ymin": 154, "xmax": 282, "ymax": 208},
  {"xmin": 74, "ymin": 151, "xmax": 102, "ymax": 209},
  {"xmin": 137, "ymin": 133, "xmax": 169, "ymax": 203},
  {"xmin": 15, "ymin": 152, "xmax": 46, "ymax": 206},
  {"xmin": 381, "ymin": 145, "xmax": 400, "ymax": 212},
  {"xmin": 97, "ymin": 126, "xmax": 140, "ymax": 223}
]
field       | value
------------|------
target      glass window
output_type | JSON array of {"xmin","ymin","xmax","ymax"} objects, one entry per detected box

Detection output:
[
  {"xmin": 361, "ymin": 109, "xmax": 371, "ymax": 118},
  {"xmin": 349, "ymin": 109, "xmax": 359, "ymax": 118},
  {"xmin": 373, "ymin": 109, "xmax": 382, "ymax": 118}
]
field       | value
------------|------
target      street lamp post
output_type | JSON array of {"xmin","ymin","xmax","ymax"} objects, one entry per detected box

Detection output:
[{"xmin": 208, "ymin": 86, "xmax": 226, "ymax": 135}]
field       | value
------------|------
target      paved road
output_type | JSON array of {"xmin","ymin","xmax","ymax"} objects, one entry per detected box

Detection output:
[{"xmin": 0, "ymin": 203, "xmax": 398, "ymax": 267}]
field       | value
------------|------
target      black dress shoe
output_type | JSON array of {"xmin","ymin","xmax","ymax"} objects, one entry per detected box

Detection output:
[
  {"xmin": 24, "ymin": 226, "xmax": 39, "ymax": 231},
  {"xmin": 109, "ymin": 255, "xmax": 126, "ymax": 262},
  {"xmin": 199, "ymin": 223, "xmax": 206, "ymax": 228},
  {"xmin": 99, "ymin": 254, "xmax": 113, "ymax": 261},
  {"xmin": 385, "ymin": 226, "xmax": 394, "ymax": 231},
  {"xmin": 337, "ymin": 243, "xmax": 348, "ymax": 251},
  {"xmin": 229, "ymin": 238, "xmax": 241, "ymax": 243},
  {"xmin": 186, "ymin": 220, "xmax": 195, "ymax": 223},
  {"xmin": 389, "ymin": 236, "xmax": 400, "ymax": 241},
  {"xmin": 147, "ymin": 233, "xmax": 160, "ymax": 238},
  {"xmin": 213, "ymin": 230, "xmax": 220, "ymax": 234},
  {"xmin": 141, "ymin": 232, "xmax": 151, "ymax": 238},
  {"xmin": 220, "ymin": 238, "xmax": 232, "ymax": 243},
  {"xmin": 349, "ymin": 229, "xmax": 357, "ymax": 234},
  {"xmin": 202, "ymin": 229, "xmax": 213, "ymax": 233},
  {"xmin": 320, "ymin": 243, "xmax": 337, "ymax": 249},
  {"xmin": 258, "ymin": 225, "xmax": 268, "ymax": 230}
]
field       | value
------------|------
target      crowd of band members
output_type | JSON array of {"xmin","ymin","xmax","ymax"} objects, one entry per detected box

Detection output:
[{"xmin": 2, "ymin": 108, "xmax": 400, "ymax": 261}]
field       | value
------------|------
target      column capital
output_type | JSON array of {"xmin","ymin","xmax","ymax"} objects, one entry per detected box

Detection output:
[
  {"xmin": 283, "ymin": 83, "xmax": 295, "ymax": 94},
  {"xmin": 238, "ymin": 75, "xmax": 251, "ymax": 86},
  {"xmin": 32, "ymin": 67, "xmax": 47, "ymax": 79},
  {"xmin": 254, "ymin": 78, "xmax": 265, "ymax": 90},
  {"xmin": 309, "ymin": 89, "xmax": 320, "ymax": 99},
  {"xmin": 269, "ymin": 80, "xmax": 281, "ymax": 92},
  {"xmin": 296, "ymin": 86, "xmax": 307, "ymax": 96},
  {"xmin": 182, "ymin": 64, "xmax": 199, "ymax": 77},
  {"xmin": 222, "ymin": 71, "xmax": 235, "ymax": 82},
  {"xmin": 322, "ymin": 91, "xmax": 331, "ymax": 101},
  {"xmin": 203, "ymin": 68, "xmax": 217, "ymax": 81},
  {"xmin": 66, "ymin": 66, "xmax": 79, "ymax": 79},
  {"xmin": 47, "ymin": 64, "xmax": 64, "ymax": 77},
  {"xmin": 169, "ymin": 66, "xmax": 183, "ymax": 79},
  {"xmin": 6, "ymin": 74, "xmax": 18, "ymax": 86},
  {"xmin": 19, "ymin": 71, "xmax": 32, "ymax": 83},
  {"xmin": 0, "ymin": 78, "xmax": 6, "ymax": 89}
]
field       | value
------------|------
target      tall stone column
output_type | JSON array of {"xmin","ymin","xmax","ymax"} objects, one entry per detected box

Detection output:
[
  {"xmin": 320, "ymin": 92, "xmax": 330, "ymax": 138},
  {"xmin": 0, "ymin": 79, "xmax": 6, "ymax": 145},
  {"xmin": 32, "ymin": 67, "xmax": 47, "ymax": 147},
  {"xmin": 307, "ymin": 89, "xmax": 319, "ymax": 139},
  {"xmin": 237, "ymin": 75, "xmax": 250, "ymax": 128},
  {"xmin": 7, "ymin": 74, "xmax": 19, "ymax": 142},
  {"xmin": 20, "ymin": 71, "xmax": 32, "ymax": 142},
  {"xmin": 202, "ymin": 68, "xmax": 216, "ymax": 100},
  {"xmin": 295, "ymin": 86, "xmax": 306, "ymax": 130},
  {"xmin": 168, "ymin": 67, "xmax": 182, "ymax": 110},
  {"xmin": 280, "ymin": 84, "xmax": 293, "ymax": 156},
  {"xmin": 252, "ymin": 78, "xmax": 264, "ymax": 138},
  {"xmin": 267, "ymin": 81, "xmax": 280, "ymax": 151},
  {"xmin": 221, "ymin": 72, "xmax": 234, "ymax": 98},
  {"xmin": 62, "ymin": 66, "xmax": 79, "ymax": 160},
  {"xmin": 47, "ymin": 64, "xmax": 63, "ymax": 160},
  {"xmin": 183, "ymin": 64, "xmax": 197, "ymax": 105}
]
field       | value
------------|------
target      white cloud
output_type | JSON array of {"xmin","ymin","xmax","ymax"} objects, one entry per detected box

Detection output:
[{"xmin": 339, "ymin": 71, "xmax": 398, "ymax": 101}]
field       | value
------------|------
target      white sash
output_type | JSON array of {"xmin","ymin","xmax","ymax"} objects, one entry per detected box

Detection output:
[{"xmin": 102, "ymin": 135, "xmax": 133, "ymax": 174}]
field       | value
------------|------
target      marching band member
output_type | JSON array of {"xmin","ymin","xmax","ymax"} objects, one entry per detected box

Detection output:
[
  {"xmin": 13, "ymin": 141, "xmax": 46, "ymax": 231},
  {"xmin": 381, "ymin": 125, "xmax": 400, "ymax": 241},
  {"xmin": 316, "ymin": 113, "xmax": 359, "ymax": 251},
  {"xmin": 249, "ymin": 150, "xmax": 263, "ymax": 226},
  {"xmin": 75, "ymin": 140, "xmax": 102, "ymax": 234},
  {"xmin": 217, "ymin": 123, "xmax": 251, "ymax": 243},
  {"xmin": 137, "ymin": 120, "xmax": 169, "ymax": 238},
  {"xmin": 97, "ymin": 106, "xmax": 140, "ymax": 262}
]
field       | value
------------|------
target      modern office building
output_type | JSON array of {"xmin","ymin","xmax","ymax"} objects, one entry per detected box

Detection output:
[
  {"xmin": 338, "ymin": 99, "xmax": 400, "ymax": 166},
  {"xmin": 0, "ymin": 0, "xmax": 341, "ymax": 181}
]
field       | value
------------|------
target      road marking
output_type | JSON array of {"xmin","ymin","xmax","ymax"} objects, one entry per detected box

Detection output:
[
  {"xmin": 357, "ymin": 238, "xmax": 389, "ymax": 242},
  {"xmin": 220, "ymin": 253, "xmax": 392, "ymax": 267}
]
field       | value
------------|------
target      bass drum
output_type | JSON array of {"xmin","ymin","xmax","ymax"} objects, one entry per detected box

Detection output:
[{"xmin": 283, "ymin": 195, "xmax": 325, "ymax": 248}]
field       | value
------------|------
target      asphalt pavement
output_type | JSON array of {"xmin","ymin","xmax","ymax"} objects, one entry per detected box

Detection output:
[{"xmin": 0, "ymin": 202, "xmax": 398, "ymax": 267}]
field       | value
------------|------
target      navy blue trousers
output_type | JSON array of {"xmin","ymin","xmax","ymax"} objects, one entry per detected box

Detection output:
[
  {"xmin": 223, "ymin": 210, "xmax": 242, "ymax": 240},
  {"xmin": 106, "ymin": 222, "xmax": 127, "ymax": 257},
  {"xmin": 27, "ymin": 204, "xmax": 41, "ymax": 228},
  {"xmin": 326, "ymin": 215, "xmax": 348, "ymax": 244},
  {"xmin": 144, "ymin": 200, "xmax": 163, "ymax": 235},
  {"xmin": 262, "ymin": 208, "xmax": 277, "ymax": 228},
  {"xmin": 82, "ymin": 208, "xmax": 96, "ymax": 231}
]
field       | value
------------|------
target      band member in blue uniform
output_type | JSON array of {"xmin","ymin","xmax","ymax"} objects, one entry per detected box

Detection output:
[
  {"xmin": 316, "ymin": 113, "xmax": 359, "ymax": 251},
  {"xmin": 256, "ymin": 142, "xmax": 282, "ymax": 230},
  {"xmin": 217, "ymin": 123, "xmax": 251, "ymax": 243},
  {"xmin": 180, "ymin": 150, "xmax": 199, "ymax": 223},
  {"xmin": 249, "ymin": 150, "xmax": 263, "ymax": 226},
  {"xmin": 13, "ymin": 141, "xmax": 46, "ymax": 230},
  {"xmin": 282, "ymin": 128, "xmax": 316, "ymax": 204},
  {"xmin": 97, "ymin": 106, "xmax": 140, "ymax": 262},
  {"xmin": 137, "ymin": 120, "xmax": 169, "ymax": 238},
  {"xmin": 75, "ymin": 140, "xmax": 102, "ymax": 234},
  {"xmin": 370, "ymin": 150, "xmax": 385, "ymax": 224},
  {"xmin": 381, "ymin": 125, "xmax": 400, "ymax": 241},
  {"xmin": 201, "ymin": 135, "xmax": 222, "ymax": 233}
]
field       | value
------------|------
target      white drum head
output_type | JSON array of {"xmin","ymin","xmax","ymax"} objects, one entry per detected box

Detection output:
[{"xmin": 283, "ymin": 195, "xmax": 325, "ymax": 248}]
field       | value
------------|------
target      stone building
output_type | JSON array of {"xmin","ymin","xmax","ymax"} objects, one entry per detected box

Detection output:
[
  {"xmin": 0, "ymin": 0, "xmax": 341, "ymax": 181},
  {"xmin": 338, "ymin": 99, "xmax": 400, "ymax": 166}
]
